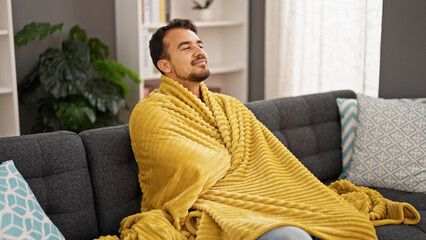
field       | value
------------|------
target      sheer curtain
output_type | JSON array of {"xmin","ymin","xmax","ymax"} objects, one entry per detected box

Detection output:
[{"xmin": 264, "ymin": 0, "xmax": 383, "ymax": 99}]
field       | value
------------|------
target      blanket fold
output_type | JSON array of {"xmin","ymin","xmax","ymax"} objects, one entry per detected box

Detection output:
[
  {"xmin": 97, "ymin": 75, "xmax": 419, "ymax": 240},
  {"xmin": 328, "ymin": 180, "xmax": 420, "ymax": 226}
]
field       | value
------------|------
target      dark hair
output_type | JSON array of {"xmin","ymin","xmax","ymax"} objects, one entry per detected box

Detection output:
[{"xmin": 149, "ymin": 19, "xmax": 198, "ymax": 74}]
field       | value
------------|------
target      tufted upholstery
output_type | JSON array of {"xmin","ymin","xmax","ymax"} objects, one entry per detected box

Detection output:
[
  {"xmin": 0, "ymin": 131, "xmax": 99, "ymax": 240},
  {"xmin": 79, "ymin": 125, "xmax": 141, "ymax": 236},
  {"xmin": 245, "ymin": 90, "xmax": 356, "ymax": 181},
  {"xmin": 0, "ymin": 90, "xmax": 424, "ymax": 240}
]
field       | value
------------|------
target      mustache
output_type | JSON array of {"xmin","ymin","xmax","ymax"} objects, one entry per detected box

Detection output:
[{"xmin": 191, "ymin": 55, "xmax": 207, "ymax": 65}]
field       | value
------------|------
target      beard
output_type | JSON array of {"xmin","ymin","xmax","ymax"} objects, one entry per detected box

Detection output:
[
  {"xmin": 187, "ymin": 68, "xmax": 210, "ymax": 82},
  {"xmin": 175, "ymin": 58, "xmax": 211, "ymax": 82}
]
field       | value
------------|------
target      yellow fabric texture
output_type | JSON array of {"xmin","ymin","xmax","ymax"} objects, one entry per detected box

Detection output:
[
  {"xmin": 97, "ymin": 75, "xmax": 419, "ymax": 240},
  {"xmin": 328, "ymin": 180, "xmax": 420, "ymax": 227}
]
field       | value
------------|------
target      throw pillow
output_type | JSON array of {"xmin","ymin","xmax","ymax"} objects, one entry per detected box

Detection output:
[
  {"xmin": 0, "ymin": 160, "xmax": 65, "ymax": 240},
  {"xmin": 345, "ymin": 94, "xmax": 425, "ymax": 193},
  {"xmin": 336, "ymin": 98, "xmax": 358, "ymax": 179},
  {"xmin": 337, "ymin": 97, "xmax": 426, "ymax": 179}
]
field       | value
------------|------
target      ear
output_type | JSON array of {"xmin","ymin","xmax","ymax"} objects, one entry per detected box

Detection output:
[{"xmin": 157, "ymin": 59, "xmax": 171, "ymax": 73}]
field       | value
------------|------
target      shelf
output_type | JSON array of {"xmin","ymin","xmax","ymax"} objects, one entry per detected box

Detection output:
[
  {"xmin": 0, "ymin": 87, "xmax": 13, "ymax": 94},
  {"xmin": 0, "ymin": 0, "xmax": 20, "ymax": 137},
  {"xmin": 115, "ymin": 0, "xmax": 248, "ymax": 122},
  {"xmin": 211, "ymin": 65, "xmax": 245, "ymax": 74},
  {"xmin": 142, "ymin": 20, "xmax": 244, "ymax": 31},
  {"xmin": 143, "ymin": 65, "xmax": 244, "ymax": 81}
]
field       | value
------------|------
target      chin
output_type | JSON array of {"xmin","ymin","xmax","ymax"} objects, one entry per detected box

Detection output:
[{"xmin": 188, "ymin": 70, "xmax": 210, "ymax": 82}]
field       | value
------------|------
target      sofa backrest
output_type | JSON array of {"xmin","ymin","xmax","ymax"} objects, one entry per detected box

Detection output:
[
  {"xmin": 79, "ymin": 125, "xmax": 141, "ymax": 237},
  {"xmin": 245, "ymin": 90, "xmax": 356, "ymax": 182},
  {"xmin": 76, "ymin": 90, "xmax": 356, "ymax": 237},
  {"xmin": 0, "ymin": 131, "xmax": 99, "ymax": 240},
  {"xmin": 0, "ymin": 90, "xmax": 356, "ymax": 239}
]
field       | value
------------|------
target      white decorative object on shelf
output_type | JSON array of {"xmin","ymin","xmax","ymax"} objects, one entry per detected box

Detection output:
[
  {"xmin": 192, "ymin": 0, "xmax": 214, "ymax": 21},
  {"xmin": 115, "ymin": 0, "xmax": 248, "ymax": 122},
  {"xmin": 194, "ymin": 8, "xmax": 213, "ymax": 21}
]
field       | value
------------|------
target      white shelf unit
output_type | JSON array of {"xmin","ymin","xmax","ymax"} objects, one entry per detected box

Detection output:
[
  {"xmin": 115, "ymin": 0, "xmax": 249, "ymax": 122},
  {"xmin": 0, "ymin": 0, "xmax": 20, "ymax": 137}
]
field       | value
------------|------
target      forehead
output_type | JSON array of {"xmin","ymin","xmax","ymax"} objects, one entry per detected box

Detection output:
[{"xmin": 163, "ymin": 28, "xmax": 200, "ymax": 47}]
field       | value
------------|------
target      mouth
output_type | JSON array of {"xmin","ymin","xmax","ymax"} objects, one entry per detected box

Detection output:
[{"xmin": 192, "ymin": 58, "xmax": 207, "ymax": 66}]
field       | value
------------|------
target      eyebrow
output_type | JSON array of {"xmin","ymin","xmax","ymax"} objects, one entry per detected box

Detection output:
[{"xmin": 177, "ymin": 40, "xmax": 203, "ymax": 49}]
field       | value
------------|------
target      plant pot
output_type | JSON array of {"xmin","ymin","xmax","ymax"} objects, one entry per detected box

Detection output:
[{"xmin": 194, "ymin": 9, "xmax": 213, "ymax": 21}]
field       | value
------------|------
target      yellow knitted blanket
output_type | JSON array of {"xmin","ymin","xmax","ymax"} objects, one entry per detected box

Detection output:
[{"xmin": 98, "ymin": 75, "xmax": 419, "ymax": 240}]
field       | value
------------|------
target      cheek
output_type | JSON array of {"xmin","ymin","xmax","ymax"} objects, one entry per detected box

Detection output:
[
  {"xmin": 170, "ymin": 55, "xmax": 192, "ymax": 73},
  {"xmin": 171, "ymin": 52, "xmax": 192, "ymax": 64}
]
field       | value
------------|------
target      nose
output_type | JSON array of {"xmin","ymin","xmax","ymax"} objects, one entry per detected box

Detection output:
[{"xmin": 194, "ymin": 46, "xmax": 207, "ymax": 58}]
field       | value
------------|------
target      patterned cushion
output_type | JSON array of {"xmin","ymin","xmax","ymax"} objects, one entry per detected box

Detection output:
[
  {"xmin": 345, "ymin": 94, "xmax": 425, "ymax": 193},
  {"xmin": 336, "ymin": 98, "xmax": 358, "ymax": 178},
  {"xmin": 0, "ymin": 160, "xmax": 65, "ymax": 240},
  {"xmin": 337, "ymin": 97, "xmax": 426, "ymax": 179}
]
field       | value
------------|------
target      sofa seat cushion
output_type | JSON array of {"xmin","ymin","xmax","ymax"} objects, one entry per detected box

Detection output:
[
  {"xmin": 374, "ymin": 186, "xmax": 425, "ymax": 240},
  {"xmin": 0, "ymin": 131, "xmax": 99, "ymax": 240}
]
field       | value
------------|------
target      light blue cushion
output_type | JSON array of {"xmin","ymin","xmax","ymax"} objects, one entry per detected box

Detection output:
[
  {"xmin": 345, "ymin": 94, "xmax": 425, "ymax": 193},
  {"xmin": 336, "ymin": 98, "xmax": 358, "ymax": 179},
  {"xmin": 0, "ymin": 160, "xmax": 65, "ymax": 240},
  {"xmin": 337, "ymin": 97, "xmax": 426, "ymax": 179}
]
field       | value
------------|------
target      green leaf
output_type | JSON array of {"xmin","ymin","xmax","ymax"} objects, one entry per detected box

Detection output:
[
  {"xmin": 68, "ymin": 25, "xmax": 87, "ymax": 42},
  {"xmin": 49, "ymin": 23, "xmax": 64, "ymax": 36},
  {"xmin": 88, "ymin": 38, "xmax": 109, "ymax": 61},
  {"xmin": 192, "ymin": 0, "xmax": 214, "ymax": 9},
  {"xmin": 93, "ymin": 60, "xmax": 141, "ymax": 96},
  {"xmin": 83, "ymin": 78, "xmax": 126, "ymax": 114},
  {"xmin": 92, "ymin": 112, "xmax": 122, "ymax": 128},
  {"xmin": 18, "ymin": 65, "xmax": 46, "ymax": 104},
  {"xmin": 14, "ymin": 22, "xmax": 63, "ymax": 47},
  {"xmin": 54, "ymin": 98, "xmax": 96, "ymax": 132},
  {"xmin": 32, "ymin": 98, "xmax": 65, "ymax": 133},
  {"xmin": 38, "ymin": 39, "xmax": 91, "ymax": 98}
]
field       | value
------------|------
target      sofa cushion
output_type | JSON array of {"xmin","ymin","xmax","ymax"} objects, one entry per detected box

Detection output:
[
  {"xmin": 0, "ymin": 131, "xmax": 99, "ymax": 240},
  {"xmin": 0, "ymin": 160, "xmax": 65, "ymax": 240},
  {"xmin": 346, "ymin": 94, "xmax": 425, "ymax": 193},
  {"xmin": 245, "ymin": 90, "xmax": 356, "ymax": 182},
  {"xmin": 336, "ymin": 98, "xmax": 358, "ymax": 178},
  {"xmin": 336, "ymin": 97, "xmax": 426, "ymax": 179},
  {"xmin": 79, "ymin": 125, "xmax": 141, "ymax": 236}
]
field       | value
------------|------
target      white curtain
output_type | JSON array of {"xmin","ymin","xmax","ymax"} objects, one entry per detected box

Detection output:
[{"xmin": 264, "ymin": 0, "xmax": 383, "ymax": 99}]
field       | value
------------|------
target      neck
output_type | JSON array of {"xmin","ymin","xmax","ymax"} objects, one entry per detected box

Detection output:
[{"xmin": 167, "ymin": 75, "xmax": 201, "ymax": 99}]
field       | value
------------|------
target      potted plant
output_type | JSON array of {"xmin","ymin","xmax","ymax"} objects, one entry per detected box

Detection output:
[
  {"xmin": 14, "ymin": 22, "xmax": 141, "ymax": 133},
  {"xmin": 192, "ymin": 0, "xmax": 214, "ymax": 21}
]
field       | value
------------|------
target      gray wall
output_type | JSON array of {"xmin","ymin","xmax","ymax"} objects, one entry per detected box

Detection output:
[
  {"xmin": 249, "ymin": 0, "xmax": 265, "ymax": 101},
  {"xmin": 12, "ymin": 0, "xmax": 116, "ymax": 134},
  {"xmin": 379, "ymin": 0, "xmax": 426, "ymax": 98}
]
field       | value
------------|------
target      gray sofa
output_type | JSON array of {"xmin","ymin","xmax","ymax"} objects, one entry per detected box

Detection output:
[{"xmin": 0, "ymin": 90, "xmax": 424, "ymax": 240}]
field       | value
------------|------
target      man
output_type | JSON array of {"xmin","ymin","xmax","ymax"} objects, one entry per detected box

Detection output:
[
  {"xmin": 103, "ymin": 19, "xmax": 415, "ymax": 240},
  {"xmin": 133, "ymin": 18, "xmax": 317, "ymax": 240}
]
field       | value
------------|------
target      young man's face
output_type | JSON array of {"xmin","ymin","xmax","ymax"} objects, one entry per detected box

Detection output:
[{"xmin": 160, "ymin": 28, "xmax": 210, "ymax": 82}]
